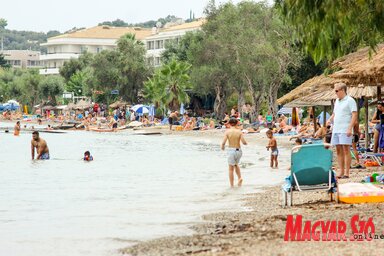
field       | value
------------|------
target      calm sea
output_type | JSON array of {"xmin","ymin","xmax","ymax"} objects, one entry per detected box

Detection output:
[{"xmin": 0, "ymin": 123, "xmax": 289, "ymax": 256}]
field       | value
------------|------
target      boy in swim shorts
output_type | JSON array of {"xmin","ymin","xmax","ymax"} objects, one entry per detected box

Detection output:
[
  {"xmin": 266, "ymin": 130, "xmax": 278, "ymax": 168},
  {"xmin": 221, "ymin": 118, "xmax": 248, "ymax": 188},
  {"xmin": 83, "ymin": 151, "xmax": 94, "ymax": 161}
]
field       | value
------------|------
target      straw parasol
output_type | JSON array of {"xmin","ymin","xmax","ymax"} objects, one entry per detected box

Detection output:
[
  {"xmin": 42, "ymin": 105, "xmax": 54, "ymax": 111},
  {"xmin": 109, "ymin": 100, "xmax": 129, "ymax": 108},
  {"xmin": 330, "ymin": 44, "xmax": 384, "ymax": 85},
  {"xmin": 284, "ymin": 98, "xmax": 331, "ymax": 107},
  {"xmin": 76, "ymin": 100, "xmax": 91, "ymax": 110},
  {"xmin": 298, "ymin": 84, "xmax": 383, "ymax": 102},
  {"xmin": 66, "ymin": 102, "xmax": 76, "ymax": 110},
  {"xmin": 277, "ymin": 75, "xmax": 338, "ymax": 105}
]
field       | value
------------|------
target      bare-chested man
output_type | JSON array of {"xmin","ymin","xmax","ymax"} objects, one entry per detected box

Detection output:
[
  {"xmin": 14, "ymin": 121, "xmax": 21, "ymax": 136},
  {"xmin": 221, "ymin": 118, "xmax": 248, "ymax": 188},
  {"xmin": 169, "ymin": 111, "xmax": 179, "ymax": 130},
  {"xmin": 31, "ymin": 131, "xmax": 50, "ymax": 160}
]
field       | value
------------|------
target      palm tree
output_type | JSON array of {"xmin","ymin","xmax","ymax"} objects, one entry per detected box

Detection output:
[{"xmin": 144, "ymin": 58, "xmax": 192, "ymax": 111}]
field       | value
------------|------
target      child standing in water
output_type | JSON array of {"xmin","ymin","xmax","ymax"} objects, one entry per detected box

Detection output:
[{"xmin": 266, "ymin": 130, "xmax": 278, "ymax": 168}]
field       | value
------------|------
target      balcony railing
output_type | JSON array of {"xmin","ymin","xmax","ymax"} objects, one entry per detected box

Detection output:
[
  {"xmin": 39, "ymin": 68, "xmax": 60, "ymax": 75},
  {"xmin": 40, "ymin": 53, "xmax": 80, "ymax": 61}
]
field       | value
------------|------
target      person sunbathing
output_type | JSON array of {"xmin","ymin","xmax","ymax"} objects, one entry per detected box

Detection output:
[
  {"xmin": 278, "ymin": 118, "xmax": 292, "ymax": 133},
  {"xmin": 312, "ymin": 123, "xmax": 327, "ymax": 139},
  {"xmin": 184, "ymin": 120, "xmax": 193, "ymax": 131},
  {"xmin": 209, "ymin": 119, "xmax": 215, "ymax": 129},
  {"xmin": 141, "ymin": 116, "xmax": 150, "ymax": 126}
]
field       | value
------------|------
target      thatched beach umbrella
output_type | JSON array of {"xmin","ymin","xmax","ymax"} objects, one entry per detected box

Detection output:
[
  {"xmin": 300, "ymin": 84, "xmax": 382, "ymax": 102},
  {"xmin": 66, "ymin": 102, "xmax": 76, "ymax": 110},
  {"xmin": 277, "ymin": 75, "xmax": 340, "ymax": 106},
  {"xmin": 76, "ymin": 100, "xmax": 91, "ymax": 110},
  {"xmin": 42, "ymin": 105, "xmax": 54, "ymax": 111},
  {"xmin": 109, "ymin": 100, "xmax": 129, "ymax": 108},
  {"xmin": 330, "ymin": 44, "xmax": 384, "ymax": 86}
]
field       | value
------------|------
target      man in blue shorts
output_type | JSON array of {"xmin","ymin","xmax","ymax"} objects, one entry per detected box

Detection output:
[
  {"xmin": 31, "ymin": 131, "xmax": 50, "ymax": 160},
  {"xmin": 328, "ymin": 83, "xmax": 357, "ymax": 179}
]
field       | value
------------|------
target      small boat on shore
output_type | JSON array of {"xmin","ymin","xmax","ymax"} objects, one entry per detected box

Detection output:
[
  {"xmin": 89, "ymin": 127, "xmax": 114, "ymax": 132},
  {"xmin": 133, "ymin": 130, "xmax": 162, "ymax": 135}
]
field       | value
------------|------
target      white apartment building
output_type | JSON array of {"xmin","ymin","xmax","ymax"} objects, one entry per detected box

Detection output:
[
  {"xmin": 39, "ymin": 26, "xmax": 152, "ymax": 75},
  {"xmin": 1, "ymin": 50, "xmax": 42, "ymax": 69},
  {"xmin": 144, "ymin": 19, "xmax": 204, "ymax": 66},
  {"xmin": 39, "ymin": 19, "xmax": 204, "ymax": 74}
]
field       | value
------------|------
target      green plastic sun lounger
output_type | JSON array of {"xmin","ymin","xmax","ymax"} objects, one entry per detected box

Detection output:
[{"xmin": 282, "ymin": 143, "xmax": 337, "ymax": 207}]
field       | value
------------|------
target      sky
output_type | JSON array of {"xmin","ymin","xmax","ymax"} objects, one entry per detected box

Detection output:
[{"xmin": 0, "ymin": 0, "xmax": 245, "ymax": 33}]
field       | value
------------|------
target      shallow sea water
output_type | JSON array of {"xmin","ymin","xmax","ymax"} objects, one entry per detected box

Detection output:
[{"xmin": 0, "ymin": 124, "xmax": 289, "ymax": 256}]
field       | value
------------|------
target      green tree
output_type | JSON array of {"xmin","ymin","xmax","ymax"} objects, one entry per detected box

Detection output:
[
  {"xmin": 66, "ymin": 70, "xmax": 87, "ymax": 96},
  {"xmin": 99, "ymin": 19, "xmax": 128, "ymax": 27},
  {"xmin": 59, "ymin": 52, "xmax": 93, "ymax": 82},
  {"xmin": 0, "ymin": 18, "xmax": 7, "ymax": 51},
  {"xmin": 39, "ymin": 75, "xmax": 64, "ymax": 104},
  {"xmin": 144, "ymin": 58, "xmax": 192, "ymax": 111},
  {"xmin": 161, "ymin": 31, "xmax": 204, "ymax": 64},
  {"xmin": 115, "ymin": 33, "xmax": 151, "ymax": 102},
  {"xmin": 21, "ymin": 69, "xmax": 41, "ymax": 107},
  {"xmin": 189, "ymin": 1, "xmax": 298, "ymax": 119},
  {"xmin": 276, "ymin": 0, "xmax": 384, "ymax": 63},
  {"xmin": 0, "ymin": 53, "xmax": 10, "ymax": 69},
  {"xmin": 91, "ymin": 50, "xmax": 120, "ymax": 96}
]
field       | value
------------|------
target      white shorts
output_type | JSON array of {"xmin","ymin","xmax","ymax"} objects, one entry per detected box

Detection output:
[
  {"xmin": 227, "ymin": 148, "xmax": 242, "ymax": 166},
  {"xmin": 331, "ymin": 133, "xmax": 352, "ymax": 146}
]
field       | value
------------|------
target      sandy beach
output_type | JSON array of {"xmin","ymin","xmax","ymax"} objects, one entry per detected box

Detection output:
[{"xmin": 121, "ymin": 131, "xmax": 384, "ymax": 256}]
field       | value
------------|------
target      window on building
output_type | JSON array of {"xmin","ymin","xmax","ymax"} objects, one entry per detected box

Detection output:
[
  {"xmin": 147, "ymin": 41, "xmax": 154, "ymax": 50},
  {"xmin": 96, "ymin": 47, "xmax": 102, "ymax": 53},
  {"xmin": 155, "ymin": 57, "xmax": 161, "ymax": 66},
  {"xmin": 80, "ymin": 46, "xmax": 88, "ymax": 53},
  {"xmin": 155, "ymin": 40, "xmax": 164, "ymax": 49},
  {"xmin": 147, "ymin": 57, "xmax": 154, "ymax": 66}
]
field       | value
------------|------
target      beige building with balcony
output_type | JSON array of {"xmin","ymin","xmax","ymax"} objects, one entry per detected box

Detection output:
[
  {"xmin": 1, "ymin": 50, "xmax": 42, "ymax": 68},
  {"xmin": 39, "ymin": 26, "xmax": 152, "ymax": 75},
  {"xmin": 39, "ymin": 19, "xmax": 204, "ymax": 74},
  {"xmin": 144, "ymin": 19, "xmax": 204, "ymax": 66}
]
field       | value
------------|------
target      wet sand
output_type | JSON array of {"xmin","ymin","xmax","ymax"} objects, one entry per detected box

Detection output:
[{"xmin": 122, "ymin": 131, "xmax": 384, "ymax": 256}]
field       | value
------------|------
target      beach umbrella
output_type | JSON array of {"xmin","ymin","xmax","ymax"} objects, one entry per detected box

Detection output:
[
  {"xmin": 76, "ymin": 99, "xmax": 91, "ymax": 110},
  {"xmin": 317, "ymin": 111, "xmax": 331, "ymax": 125},
  {"xmin": 110, "ymin": 100, "xmax": 129, "ymax": 108},
  {"xmin": 278, "ymin": 106, "xmax": 304, "ymax": 115},
  {"xmin": 7, "ymin": 100, "xmax": 20, "ymax": 106},
  {"xmin": 67, "ymin": 102, "xmax": 76, "ymax": 110},
  {"xmin": 180, "ymin": 103, "xmax": 185, "ymax": 115},
  {"xmin": 3, "ymin": 102, "xmax": 20, "ymax": 111},
  {"xmin": 131, "ymin": 104, "xmax": 149, "ymax": 114},
  {"xmin": 291, "ymin": 107, "xmax": 300, "ymax": 127},
  {"xmin": 42, "ymin": 105, "xmax": 54, "ymax": 111},
  {"xmin": 148, "ymin": 105, "xmax": 155, "ymax": 116}
]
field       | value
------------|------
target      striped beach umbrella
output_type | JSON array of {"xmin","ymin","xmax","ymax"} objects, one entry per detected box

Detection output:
[{"xmin": 131, "ymin": 104, "xmax": 149, "ymax": 115}]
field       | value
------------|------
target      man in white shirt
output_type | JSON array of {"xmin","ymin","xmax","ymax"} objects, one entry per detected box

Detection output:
[{"xmin": 328, "ymin": 83, "xmax": 357, "ymax": 179}]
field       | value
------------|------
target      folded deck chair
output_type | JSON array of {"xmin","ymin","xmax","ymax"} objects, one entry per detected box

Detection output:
[{"xmin": 282, "ymin": 143, "xmax": 337, "ymax": 207}]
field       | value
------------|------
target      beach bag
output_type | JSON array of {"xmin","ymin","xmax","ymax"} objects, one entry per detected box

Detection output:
[{"xmin": 364, "ymin": 160, "xmax": 380, "ymax": 167}]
